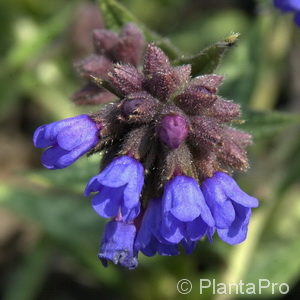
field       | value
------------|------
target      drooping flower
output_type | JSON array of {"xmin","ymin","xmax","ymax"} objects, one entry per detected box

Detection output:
[
  {"xmin": 134, "ymin": 198, "xmax": 179, "ymax": 257},
  {"xmin": 33, "ymin": 34, "xmax": 259, "ymax": 270},
  {"xmin": 84, "ymin": 155, "xmax": 144, "ymax": 222},
  {"xmin": 161, "ymin": 176, "xmax": 215, "ymax": 244},
  {"xmin": 273, "ymin": 0, "xmax": 300, "ymax": 26},
  {"xmin": 72, "ymin": 23, "xmax": 145, "ymax": 105},
  {"xmin": 99, "ymin": 220, "xmax": 138, "ymax": 269},
  {"xmin": 201, "ymin": 172, "xmax": 259, "ymax": 245},
  {"xmin": 33, "ymin": 114, "xmax": 100, "ymax": 169}
]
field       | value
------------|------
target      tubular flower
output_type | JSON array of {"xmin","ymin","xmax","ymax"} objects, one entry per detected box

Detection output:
[
  {"xmin": 33, "ymin": 37, "xmax": 259, "ymax": 269},
  {"xmin": 201, "ymin": 172, "xmax": 259, "ymax": 245},
  {"xmin": 273, "ymin": 0, "xmax": 300, "ymax": 26},
  {"xmin": 99, "ymin": 220, "xmax": 138, "ymax": 269},
  {"xmin": 134, "ymin": 198, "xmax": 179, "ymax": 257},
  {"xmin": 161, "ymin": 176, "xmax": 215, "ymax": 244},
  {"xmin": 33, "ymin": 114, "xmax": 100, "ymax": 169},
  {"xmin": 84, "ymin": 155, "xmax": 144, "ymax": 222},
  {"xmin": 72, "ymin": 23, "xmax": 145, "ymax": 105}
]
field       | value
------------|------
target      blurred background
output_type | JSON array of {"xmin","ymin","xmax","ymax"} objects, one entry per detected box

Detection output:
[{"xmin": 0, "ymin": 0, "xmax": 300, "ymax": 299}]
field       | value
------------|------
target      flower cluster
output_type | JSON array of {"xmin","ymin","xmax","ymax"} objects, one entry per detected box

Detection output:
[
  {"xmin": 274, "ymin": 0, "xmax": 300, "ymax": 26},
  {"xmin": 72, "ymin": 23, "xmax": 145, "ymax": 105},
  {"xmin": 33, "ymin": 27, "xmax": 259, "ymax": 269}
]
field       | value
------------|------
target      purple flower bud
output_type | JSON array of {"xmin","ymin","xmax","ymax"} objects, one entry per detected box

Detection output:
[
  {"xmin": 122, "ymin": 91, "xmax": 160, "ymax": 123},
  {"xmin": 108, "ymin": 64, "xmax": 143, "ymax": 96},
  {"xmin": 190, "ymin": 75, "xmax": 224, "ymax": 93},
  {"xmin": 75, "ymin": 54, "xmax": 112, "ymax": 79},
  {"xmin": 123, "ymin": 98, "xmax": 143, "ymax": 116},
  {"xmin": 207, "ymin": 99, "xmax": 240, "ymax": 123},
  {"xmin": 109, "ymin": 23, "xmax": 145, "ymax": 66},
  {"xmin": 99, "ymin": 221, "xmax": 138, "ymax": 269},
  {"xmin": 158, "ymin": 115, "xmax": 189, "ymax": 149},
  {"xmin": 190, "ymin": 116, "xmax": 223, "ymax": 151},
  {"xmin": 175, "ymin": 86, "xmax": 217, "ymax": 114},
  {"xmin": 33, "ymin": 114, "xmax": 100, "ymax": 169},
  {"xmin": 92, "ymin": 29, "xmax": 119, "ymax": 54},
  {"xmin": 142, "ymin": 44, "xmax": 189, "ymax": 100}
]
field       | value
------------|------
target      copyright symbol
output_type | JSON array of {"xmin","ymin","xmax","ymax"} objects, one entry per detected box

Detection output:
[{"xmin": 177, "ymin": 279, "xmax": 192, "ymax": 294}]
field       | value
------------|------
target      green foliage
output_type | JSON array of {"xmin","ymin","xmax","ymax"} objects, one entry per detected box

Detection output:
[
  {"xmin": 174, "ymin": 33, "xmax": 240, "ymax": 76},
  {"xmin": 98, "ymin": 0, "xmax": 182, "ymax": 59},
  {"xmin": 238, "ymin": 110, "xmax": 300, "ymax": 140},
  {"xmin": 3, "ymin": 239, "xmax": 52, "ymax": 300}
]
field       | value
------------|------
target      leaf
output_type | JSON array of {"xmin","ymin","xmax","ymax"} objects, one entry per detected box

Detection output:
[
  {"xmin": 277, "ymin": 138, "xmax": 300, "ymax": 195},
  {"xmin": 0, "ymin": 182, "xmax": 119, "ymax": 283},
  {"xmin": 27, "ymin": 156, "xmax": 100, "ymax": 194},
  {"xmin": 0, "ymin": 3, "xmax": 74, "ymax": 118},
  {"xmin": 173, "ymin": 33, "xmax": 240, "ymax": 76},
  {"xmin": 0, "ymin": 182, "xmax": 100, "ymax": 249},
  {"xmin": 97, "ymin": 0, "xmax": 182, "ymax": 59},
  {"xmin": 236, "ymin": 110, "xmax": 300, "ymax": 140},
  {"xmin": 3, "ymin": 239, "xmax": 52, "ymax": 300},
  {"xmin": 242, "ymin": 187, "xmax": 300, "ymax": 295},
  {"xmin": 1, "ymin": 4, "xmax": 73, "ymax": 73},
  {"xmin": 0, "ymin": 157, "xmax": 121, "ymax": 284}
]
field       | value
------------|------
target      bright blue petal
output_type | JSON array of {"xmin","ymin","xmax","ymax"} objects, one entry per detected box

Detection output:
[
  {"xmin": 121, "ymin": 202, "xmax": 140, "ymax": 222},
  {"xmin": 294, "ymin": 12, "xmax": 300, "ymax": 26},
  {"xmin": 96, "ymin": 156, "xmax": 143, "ymax": 188},
  {"xmin": 58, "ymin": 142, "xmax": 94, "ymax": 168},
  {"xmin": 135, "ymin": 199, "xmax": 158, "ymax": 251},
  {"xmin": 140, "ymin": 237, "xmax": 157, "ymax": 256},
  {"xmin": 98, "ymin": 221, "xmax": 138, "ymax": 269},
  {"xmin": 56, "ymin": 115, "xmax": 98, "ymax": 151},
  {"xmin": 288, "ymin": 0, "xmax": 300, "ymax": 10},
  {"xmin": 41, "ymin": 146, "xmax": 69, "ymax": 169},
  {"xmin": 274, "ymin": 0, "xmax": 294, "ymax": 11},
  {"xmin": 164, "ymin": 176, "xmax": 201, "ymax": 222},
  {"xmin": 123, "ymin": 160, "xmax": 144, "ymax": 209},
  {"xmin": 181, "ymin": 239, "xmax": 196, "ymax": 254},
  {"xmin": 34, "ymin": 115, "xmax": 99, "ymax": 169},
  {"xmin": 198, "ymin": 197, "xmax": 215, "ymax": 227},
  {"xmin": 84, "ymin": 175, "xmax": 102, "ymax": 196},
  {"xmin": 214, "ymin": 172, "xmax": 259, "ymax": 208},
  {"xmin": 210, "ymin": 200, "xmax": 235, "ymax": 229},
  {"xmin": 186, "ymin": 216, "xmax": 208, "ymax": 241},
  {"xmin": 161, "ymin": 212, "xmax": 185, "ymax": 243},
  {"xmin": 157, "ymin": 241, "xmax": 179, "ymax": 256},
  {"xmin": 92, "ymin": 186, "xmax": 123, "ymax": 218},
  {"xmin": 33, "ymin": 125, "xmax": 56, "ymax": 148},
  {"xmin": 207, "ymin": 227, "xmax": 215, "ymax": 243},
  {"xmin": 217, "ymin": 203, "xmax": 251, "ymax": 245}
]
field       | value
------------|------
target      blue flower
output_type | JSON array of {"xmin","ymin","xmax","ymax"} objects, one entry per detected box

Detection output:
[
  {"xmin": 33, "ymin": 114, "xmax": 99, "ymax": 169},
  {"xmin": 135, "ymin": 198, "xmax": 179, "ymax": 257},
  {"xmin": 274, "ymin": 0, "xmax": 300, "ymax": 26},
  {"xmin": 160, "ymin": 176, "xmax": 215, "ymax": 244},
  {"xmin": 201, "ymin": 172, "xmax": 259, "ymax": 245},
  {"xmin": 99, "ymin": 221, "xmax": 138, "ymax": 269},
  {"xmin": 84, "ymin": 155, "xmax": 144, "ymax": 222}
]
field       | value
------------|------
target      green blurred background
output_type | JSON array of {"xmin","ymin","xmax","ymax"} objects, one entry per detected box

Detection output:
[{"xmin": 0, "ymin": 0, "xmax": 300, "ymax": 299}]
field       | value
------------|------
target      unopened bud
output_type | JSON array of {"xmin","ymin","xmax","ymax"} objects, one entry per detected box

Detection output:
[
  {"xmin": 158, "ymin": 115, "xmax": 189, "ymax": 149},
  {"xmin": 122, "ymin": 92, "xmax": 160, "ymax": 123}
]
